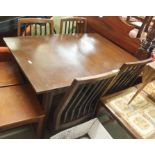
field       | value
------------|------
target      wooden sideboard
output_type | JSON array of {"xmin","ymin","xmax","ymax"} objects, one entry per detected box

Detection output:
[{"xmin": 83, "ymin": 16, "xmax": 140, "ymax": 55}]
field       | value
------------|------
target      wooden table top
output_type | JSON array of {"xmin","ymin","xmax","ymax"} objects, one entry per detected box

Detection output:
[
  {"xmin": 4, "ymin": 33, "xmax": 138, "ymax": 94},
  {"xmin": 0, "ymin": 61, "xmax": 23, "ymax": 87}
]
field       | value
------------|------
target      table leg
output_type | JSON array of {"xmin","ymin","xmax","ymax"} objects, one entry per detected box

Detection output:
[
  {"xmin": 41, "ymin": 88, "xmax": 68, "ymax": 130},
  {"xmin": 42, "ymin": 92, "xmax": 54, "ymax": 120}
]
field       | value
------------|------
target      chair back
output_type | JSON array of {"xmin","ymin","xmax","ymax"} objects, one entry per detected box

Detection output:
[
  {"xmin": 103, "ymin": 58, "xmax": 152, "ymax": 95},
  {"xmin": 126, "ymin": 16, "xmax": 153, "ymax": 38},
  {"xmin": 17, "ymin": 18, "xmax": 54, "ymax": 36},
  {"xmin": 59, "ymin": 17, "xmax": 87, "ymax": 34},
  {"xmin": 53, "ymin": 70, "xmax": 118, "ymax": 130}
]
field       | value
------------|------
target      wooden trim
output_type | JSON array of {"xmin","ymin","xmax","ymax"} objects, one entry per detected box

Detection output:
[
  {"xmin": 54, "ymin": 70, "xmax": 119, "ymax": 130},
  {"xmin": 102, "ymin": 58, "xmax": 152, "ymax": 95},
  {"xmin": 60, "ymin": 17, "xmax": 87, "ymax": 34},
  {"xmin": 17, "ymin": 18, "xmax": 54, "ymax": 36}
]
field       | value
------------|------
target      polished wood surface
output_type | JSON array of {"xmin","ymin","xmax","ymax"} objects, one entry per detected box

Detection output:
[
  {"xmin": 83, "ymin": 17, "xmax": 140, "ymax": 55},
  {"xmin": 0, "ymin": 61, "xmax": 24, "ymax": 87},
  {"xmin": 103, "ymin": 58, "xmax": 152, "ymax": 95},
  {"xmin": 53, "ymin": 71, "xmax": 118, "ymax": 131},
  {"xmin": 4, "ymin": 33, "xmax": 138, "ymax": 94},
  {"xmin": 0, "ymin": 84, "xmax": 45, "ymax": 138},
  {"xmin": 0, "ymin": 46, "xmax": 13, "ymax": 62}
]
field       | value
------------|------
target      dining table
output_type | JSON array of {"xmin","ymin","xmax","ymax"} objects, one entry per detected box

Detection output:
[{"xmin": 4, "ymin": 33, "xmax": 138, "ymax": 124}]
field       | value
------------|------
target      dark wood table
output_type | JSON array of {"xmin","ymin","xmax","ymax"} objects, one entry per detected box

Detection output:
[{"xmin": 4, "ymin": 33, "xmax": 138, "ymax": 118}]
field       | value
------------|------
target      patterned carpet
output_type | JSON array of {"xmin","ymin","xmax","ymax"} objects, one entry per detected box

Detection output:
[
  {"xmin": 103, "ymin": 86, "xmax": 155, "ymax": 139},
  {"xmin": 143, "ymin": 80, "xmax": 155, "ymax": 101}
]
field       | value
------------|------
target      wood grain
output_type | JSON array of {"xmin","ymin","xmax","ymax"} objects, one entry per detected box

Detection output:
[
  {"xmin": 0, "ymin": 84, "xmax": 45, "ymax": 138},
  {"xmin": 0, "ymin": 47, "xmax": 13, "ymax": 62},
  {"xmin": 0, "ymin": 61, "xmax": 24, "ymax": 87},
  {"xmin": 4, "ymin": 33, "xmax": 138, "ymax": 94},
  {"xmin": 83, "ymin": 16, "xmax": 140, "ymax": 55},
  {"xmin": 53, "ymin": 71, "xmax": 118, "ymax": 130}
]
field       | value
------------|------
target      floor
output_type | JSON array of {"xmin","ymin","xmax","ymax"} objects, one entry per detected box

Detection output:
[
  {"xmin": 98, "ymin": 107, "xmax": 133, "ymax": 139},
  {"xmin": 0, "ymin": 110, "xmax": 133, "ymax": 139}
]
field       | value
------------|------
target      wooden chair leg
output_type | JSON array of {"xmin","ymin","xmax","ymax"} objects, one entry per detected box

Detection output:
[{"xmin": 37, "ymin": 117, "xmax": 45, "ymax": 139}]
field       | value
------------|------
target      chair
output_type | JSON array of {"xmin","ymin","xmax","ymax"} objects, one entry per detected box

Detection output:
[
  {"xmin": 0, "ymin": 84, "xmax": 45, "ymax": 138},
  {"xmin": 103, "ymin": 58, "xmax": 152, "ymax": 96},
  {"xmin": 100, "ymin": 87, "xmax": 155, "ymax": 139},
  {"xmin": 0, "ymin": 45, "xmax": 24, "ymax": 88},
  {"xmin": 59, "ymin": 17, "xmax": 87, "ymax": 34},
  {"xmin": 17, "ymin": 18, "xmax": 54, "ymax": 36},
  {"xmin": 50, "ymin": 118, "xmax": 112, "ymax": 139},
  {"xmin": 0, "ymin": 46, "xmax": 13, "ymax": 62},
  {"xmin": 126, "ymin": 16, "xmax": 153, "ymax": 38},
  {"xmin": 0, "ymin": 61, "xmax": 24, "ymax": 87},
  {"xmin": 51, "ymin": 70, "xmax": 118, "ymax": 131}
]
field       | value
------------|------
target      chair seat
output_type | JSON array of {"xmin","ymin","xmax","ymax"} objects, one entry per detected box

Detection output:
[
  {"xmin": 0, "ymin": 47, "xmax": 13, "ymax": 62},
  {"xmin": 0, "ymin": 61, "xmax": 23, "ymax": 87},
  {"xmin": 0, "ymin": 84, "xmax": 44, "ymax": 129},
  {"xmin": 101, "ymin": 87, "xmax": 155, "ymax": 139}
]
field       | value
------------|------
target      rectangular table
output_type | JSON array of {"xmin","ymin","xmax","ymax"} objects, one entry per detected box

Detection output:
[{"xmin": 4, "ymin": 33, "xmax": 138, "ymax": 118}]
